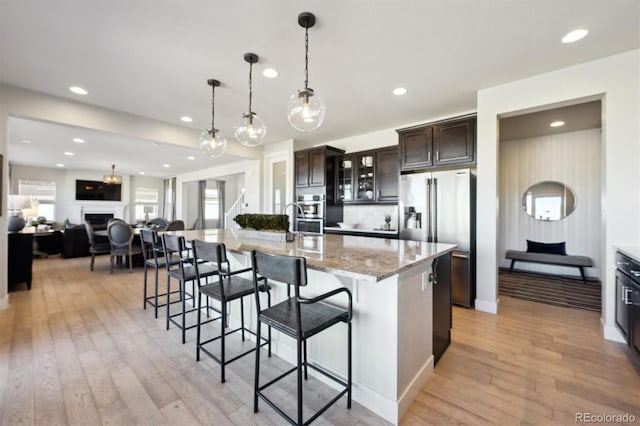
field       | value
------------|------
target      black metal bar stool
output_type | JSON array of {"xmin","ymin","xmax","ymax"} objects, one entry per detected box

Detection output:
[
  {"xmin": 162, "ymin": 233, "xmax": 218, "ymax": 343},
  {"xmin": 140, "ymin": 229, "xmax": 181, "ymax": 318},
  {"xmin": 192, "ymin": 240, "xmax": 271, "ymax": 383},
  {"xmin": 250, "ymin": 250, "xmax": 352, "ymax": 425}
]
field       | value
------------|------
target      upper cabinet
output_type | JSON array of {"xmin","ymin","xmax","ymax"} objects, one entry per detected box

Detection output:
[
  {"xmin": 336, "ymin": 146, "xmax": 399, "ymax": 204},
  {"xmin": 398, "ymin": 115, "xmax": 476, "ymax": 172},
  {"xmin": 295, "ymin": 146, "xmax": 344, "ymax": 189}
]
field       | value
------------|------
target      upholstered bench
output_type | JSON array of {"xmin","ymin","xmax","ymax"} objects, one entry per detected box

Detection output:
[{"xmin": 505, "ymin": 250, "xmax": 593, "ymax": 282}]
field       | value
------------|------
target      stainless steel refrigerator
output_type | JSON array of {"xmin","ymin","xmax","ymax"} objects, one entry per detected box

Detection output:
[{"xmin": 399, "ymin": 169, "xmax": 476, "ymax": 307}]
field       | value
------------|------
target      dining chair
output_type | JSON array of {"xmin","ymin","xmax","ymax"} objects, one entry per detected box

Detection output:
[
  {"xmin": 107, "ymin": 221, "xmax": 142, "ymax": 273},
  {"xmin": 84, "ymin": 220, "xmax": 111, "ymax": 271}
]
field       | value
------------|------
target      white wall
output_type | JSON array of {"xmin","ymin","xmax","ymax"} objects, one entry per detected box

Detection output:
[
  {"xmin": 477, "ymin": 49, "xmax": 640, "ymax": 341},
  {"xmin": 498, "ymin": 129, "xmax": 601, "ymax": 278}
]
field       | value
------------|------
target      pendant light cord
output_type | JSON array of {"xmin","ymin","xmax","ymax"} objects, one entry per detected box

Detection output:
[
  {"xmin": 304, "ymin": 25, "xmax": 309, "ymax": 90},
  {"xmin": 210, "ymin": 84, "xmax": 216, "ymax": 131},
  {"xmin": 248, "ymin": 61, "xmax": 254, "ymax": 114}
]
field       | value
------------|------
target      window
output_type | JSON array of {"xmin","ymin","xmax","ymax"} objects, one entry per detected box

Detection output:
[
  {"xmin": 18, "ymin": 179, "xmax": 56, "ymax": 220},
  {"xmin": 135, "ymin": 187, "xmax": 159, "ymax": 221},
  {"xmin": 204, "ymin": 187, "xmax": 220, "ymax": 222}
]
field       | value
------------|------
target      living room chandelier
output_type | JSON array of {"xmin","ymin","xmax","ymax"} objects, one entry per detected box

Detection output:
[
  {"xmin": 234, "ymin": 53, "xmax": 266, "ymax": 147},
  {"xmin": 103, "ymin": 164, "xmax": 122, "ymax": 185},
  {"xmin": 199, "ymin": 79, "xmax": 227, "ymax": 157},
  {"xmin": 287, "ymin": 12, "xmax": 325, "ymax": 132}
]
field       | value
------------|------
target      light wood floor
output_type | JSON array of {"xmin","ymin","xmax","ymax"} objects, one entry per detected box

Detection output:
[{"xmin": 1, "ymin": 256, "xmax": 639, "ymax": 425}]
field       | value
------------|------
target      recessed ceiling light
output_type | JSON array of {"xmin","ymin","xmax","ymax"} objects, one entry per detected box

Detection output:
[
  {"xmin": 187, "ymin": 156, "xmax": 195, "ymax": 160},
  {"xmin": 163, "ymin": 164, "xmax": 170, "ymax": 168},
  {"xmin": 262, "ymin": 68, "xmax": 279, "ymax": 78},
  {"xmin": 393, "ymin": 87, "xmax": 408, "ymax": 96},
  {"xmin": 64, "ymin": 151, "xmax": 74, "ymax": 156},
  {"xmin": 562, "ymin": 29, "xmax": 588, "ymax": 44},
  {"xmin": 56, "ymin": 163, "xmax": 64, "ymax": 167},
  {"xmin": 151, "ymin": 142, "xmax": 160, "ymax": 146},
  {"xmin": 73, "ymin": 138, "xmax": 85, "ymax": 143},
  {"xmin": 139, "ymin": 171, "xmax": 145, "ymax": 175},
  {"xmin": 69, "ymin": 86, "xmax": 88, "ymax": 95},
  {"xmin": 21, "ymin": 140, "xmax": 31, "ymax": 144},
  {"xmin": 180, "ymin": 116, "xmax": 193, "ymax": 122},
  {"xmin": 550, "ymin": 120, "xmax": 565, "ymax": 127}
]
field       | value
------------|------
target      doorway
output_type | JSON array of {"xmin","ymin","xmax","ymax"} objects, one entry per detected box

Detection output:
[{"xmin": 497, "ymin": 99, "xmax": 603, "ymax": 311}]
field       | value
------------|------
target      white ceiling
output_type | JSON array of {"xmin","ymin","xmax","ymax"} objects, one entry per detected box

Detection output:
[{"xmin": 1, "ymin": 1, "xmax": 638, "ymax": 176}]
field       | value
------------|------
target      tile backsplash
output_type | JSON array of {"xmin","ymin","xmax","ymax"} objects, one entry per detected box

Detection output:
[{"xmin": 343, "ymin": 205, "xmax": 399, "ymax": 230}]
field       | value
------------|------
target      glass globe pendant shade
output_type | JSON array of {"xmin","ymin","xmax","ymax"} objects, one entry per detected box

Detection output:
[
  {"xmin": 234, "ymin": 112, "xmax": 266, "ymax": 147},
  {"xmin": 199, "ymin": 128, "xmax": 227, "ymax": 157},
  {"xmin": 287, "ymin": 88, "xmax": 325, "ymax": 132}
]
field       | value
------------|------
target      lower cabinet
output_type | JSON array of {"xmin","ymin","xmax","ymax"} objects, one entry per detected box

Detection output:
[
  {"xmin": 615, "ymin": 250, "xmax": 640, "ymax": 362},
  {"xmin": 432, "ymin": 252, "xmax": 452, "ymax": 365},
  {"xmin": 8, "ymin": 232, "xmax": 34, "ymax": 290}
]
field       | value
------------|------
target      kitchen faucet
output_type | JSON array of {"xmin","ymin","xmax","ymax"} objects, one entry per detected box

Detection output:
[{"xmin": 282, "ymin": 202, "xmax": 305, "ymax": 233}]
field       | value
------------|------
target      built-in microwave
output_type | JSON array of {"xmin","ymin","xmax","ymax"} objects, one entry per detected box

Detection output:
[{"xmin": 296, "ymin": 194, "xmax": 324, "ymax": 219}]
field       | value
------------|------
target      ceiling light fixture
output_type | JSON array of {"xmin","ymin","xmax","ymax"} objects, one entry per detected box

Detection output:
[
  {"xmin": 393, "ymin": 87, "xmax": 408, "ymax": 96},
  {"xmin": 103, "ymin": 164, "xmax": 122, "ymax": 184},
  {"xmin": 21, "ymin": 140, "xmax": 31, "ymax": 144},
  {"xmin": 234, "ymin": 53, "xmax": 266, "ymax": 147},
  {"xmin": 287, "ymin": 12, "xmax": 325, "ymax": 132},
  {"xmin": 56, "ymin": 163, "xmax": 64, "ymax": 167},
  {"xmin": 262, "ymin": 68, "xmax": 279, "ymax": 79},
  {"xmin": 181, "ymin": 116, "xmax": 193, "ymax": 122},
  {"xmin": 187, "ymin": 156, "xmax": 195, "ymax": 160},
  {"xmin": 64, "ymin": 151, "xmax": 74, "ymax": 156},
  {"xmin": 550, "ymin": 120, "xmax": 565, "ymax": 127},
  {"xmin": 69, "ymin": 86, "xmax": 88, "ymax": 95},
  {"xmin": 163, "ymin": 164, "xmax": 170, "ymax": 168},
  {"xmin": 73, "ymin": 138, "xmax": 85, "ymax": 143},
  {"xmin": 199, "ymin": 79, "xmax": 227, "ymax": 157},
  {"xmin": 562, "ymin": 29, "xmax": 588, "ymax": 43},
  {"xmin": 139, "ymin": 171, "xmax": 145, "ymax": 175}
]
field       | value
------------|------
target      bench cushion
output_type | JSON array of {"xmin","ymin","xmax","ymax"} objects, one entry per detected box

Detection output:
[{"xmin": 506, "ymin": 250, "xmax": 593, "ymax": 267}]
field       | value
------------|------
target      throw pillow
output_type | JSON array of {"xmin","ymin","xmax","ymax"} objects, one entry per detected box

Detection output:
[{"xmin": 526, "ymin": 240, "xmax": 567, "ymax": 255}]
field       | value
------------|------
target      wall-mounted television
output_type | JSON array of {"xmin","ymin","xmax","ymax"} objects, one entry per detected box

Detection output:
[{"xmin": 76, "ymin": 180, "xmax": 121, "ymax": 201}]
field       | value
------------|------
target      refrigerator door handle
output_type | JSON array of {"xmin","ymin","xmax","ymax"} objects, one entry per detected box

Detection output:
[
  {"xmin": 426, "ymin": 178, "xmax": 433, "ymax": 242},
  {"xmin": 433, "ymin": 178, "xmax": 438, "ymax": 243}
]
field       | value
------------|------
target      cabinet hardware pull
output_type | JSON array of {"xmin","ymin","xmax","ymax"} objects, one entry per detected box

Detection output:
[
  {"xmin": 436, "ymin": 151, "xmax": 439, "ymax": 162},
  {"xmin": 427, "ymin": 151, "xmax": 431, "ymax": 163},
  {"xmin": 624, "ymin": 287, "xmax": 632, "ymax": 304},
  {"xmin": 617, "ymin": 261, "xmax": 630, "ymax": 266},
  {"xmin": 630, "ymin": 270, "xmax": 640, "ymax": 277}
]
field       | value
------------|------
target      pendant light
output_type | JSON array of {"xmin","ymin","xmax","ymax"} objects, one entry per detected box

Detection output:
[
  {"xmin": 287, "ymin": 12, "xmax": 325, "ymax": 132},
  {"xmin": 199, "ymin": 79, "xmax": 227, "ymax": 157},
  {"xmin": 234, "ymin": 53, "xmax": 266, "ymax": 146},
  {"xmin": 103, "ymin": 164, "xmax": 122, "ymax": 184}
]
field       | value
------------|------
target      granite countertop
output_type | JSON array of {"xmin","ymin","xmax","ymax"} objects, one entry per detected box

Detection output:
[
  {"xmin": 616, "ymin": 246, "xmax": 640, "ymax": 263},
  {"xmin": 168, "ymin": 229, "xmax": 456, "ymax": 282},
  {"xmin": 324, "ymin": 226, "xmax": 399, "ymax": 236}
]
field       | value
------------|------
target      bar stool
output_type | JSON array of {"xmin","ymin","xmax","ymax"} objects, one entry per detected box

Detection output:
[
  {"xmin": 140, "ymin": 229, "xmax": 181, "ymax": 318},
  {"xmin": 192, "ymin": 240, "xmax": 271, "ymax": 383},
  {"xmin": 162, "ymin": 234, "xmax": 218, "ymax": 343},
  {"xmin": 250, "ymin": 250, "xmax": 353, "ymax": 425}
]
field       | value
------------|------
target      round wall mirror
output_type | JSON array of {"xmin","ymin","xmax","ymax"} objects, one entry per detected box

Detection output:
[{"xmin": 522, "ymin": 181, "xmax": 576, "ymax": 221}]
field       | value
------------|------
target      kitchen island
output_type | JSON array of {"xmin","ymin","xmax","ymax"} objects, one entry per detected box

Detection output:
[{"xmin": 168, "ymin": 229, "xmax": 455, "ymax": 424}]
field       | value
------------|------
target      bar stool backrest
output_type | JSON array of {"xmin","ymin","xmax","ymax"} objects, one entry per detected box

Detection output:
[
  {"xmin": 161, "ymin": 233, "xmax": 188, "ymax": 274},
  {"xmin": 251, "ymin": 250, "xmax": 308, "ymax": 290},
  {"xmin": 191, "ymin": 240, "xmax": 227, "ymax": 266}
]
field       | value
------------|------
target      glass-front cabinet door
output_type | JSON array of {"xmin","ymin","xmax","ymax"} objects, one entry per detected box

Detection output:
[
  {"xmin": 336, "ymin": 155, "xmax": 355, "ymax": 203},
  {"xmin": 356, "ymin": 153, "xmax": 375, "ymax": 202}
]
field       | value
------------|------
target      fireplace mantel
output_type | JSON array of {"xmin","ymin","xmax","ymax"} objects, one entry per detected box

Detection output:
[{"xmin": 73, "ymin": 201, "xmax": 127, "ymax": 224}]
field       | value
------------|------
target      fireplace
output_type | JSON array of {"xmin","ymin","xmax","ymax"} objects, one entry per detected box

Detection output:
[{"xmin": 84, "ymin": 213, "xmax": 114, "ymax": 226}]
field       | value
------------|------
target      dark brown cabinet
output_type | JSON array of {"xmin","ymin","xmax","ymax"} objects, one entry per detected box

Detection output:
[
  {"xmin": 295, "ymin": 146, "xmax": 344, "ymax": 189},
  {"xmin": 336, "ymin": 146, "xmax": 399, "ymax": 204},
  {"xmin": 375, "ymin": 146, "xmax": 399, "ymax": 203},
  {"xmin": 398, "ymin": 115, "xmax": 476, "ymax": 172},
  {"xmin": 8, "ymin": 232, "xmax": 34, "ymax": 290}
]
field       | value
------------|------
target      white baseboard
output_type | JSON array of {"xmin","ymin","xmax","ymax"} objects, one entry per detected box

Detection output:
[
  {"xmin": 0, "ymin": 293, "xmax": 9, "ymax": 310},
  {"xmin": 396, "ymin": 356, "xmax": 434, "ymax": 423},
  {"xmin": 475, "ymin": 297, "xmax": 499, "ymax": 314},
  {"xmin": 602, "ymin": 320, "xmax": 626, "ymax": 343}
]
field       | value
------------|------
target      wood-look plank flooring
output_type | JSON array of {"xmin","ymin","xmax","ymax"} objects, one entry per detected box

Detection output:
[{"xmin": 1, "ymin": 256, "xmax": 639, "ymax": 425}]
